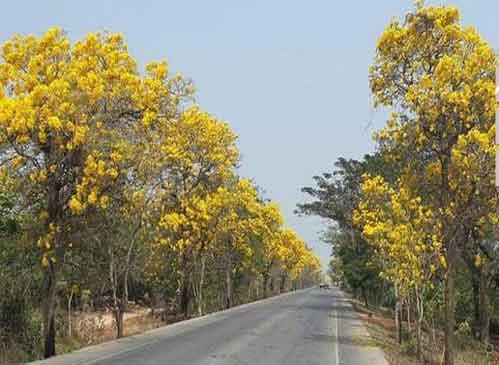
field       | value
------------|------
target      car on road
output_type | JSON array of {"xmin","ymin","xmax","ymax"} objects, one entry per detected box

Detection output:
[{"xmin": 319, "ymin": 283, "xmax": 330, "ymax": 289}]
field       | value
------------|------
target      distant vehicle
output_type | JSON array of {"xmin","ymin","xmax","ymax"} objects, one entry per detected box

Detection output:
[{"xmin": 319, "ymin": 283, "xmax": 330, "ymax": 290}]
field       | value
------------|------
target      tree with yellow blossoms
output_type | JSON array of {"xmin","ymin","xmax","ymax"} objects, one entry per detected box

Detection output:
[
  {"xmin": 0, "ymin": 27, "xmax": 321, "ymax": 361},
  {"xmin": 369, "ymin": 3, "xmax": 496, "ymax": 362},
  {"xmin": 252, "ymin": 201, "xmax": 285, "ymax": 297},
  {"xmin": 0, "ymin": 28, "xmax": 190, "ymax": 356},
  {"xmin": 295, "ymin": 249, "xmax": 322, "ymax": 289},
  {"xmin": 354, "ymin": 174, "xmax": 443, "ymax": 359},
  {"xmin": 154, "ymin": 106, "xmax": 239, "ymax": 316},
  {"xmin": 449, "ymin": 125, "xmax": 499, "ymax": 344},
  {"xmin": 277, "ymin": 228, "xmax": 307, "ymax": 291},
  {"xmin": 205, "ymin": 178, "xmax": 260, "ymax": 310}
]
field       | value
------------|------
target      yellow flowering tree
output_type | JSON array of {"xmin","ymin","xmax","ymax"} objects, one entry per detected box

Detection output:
[
  {"xmin": 295, "ymin": 249, "xmax": 322, "ymax": 289},
  {"xmin": 0, "ymin": 28, "xmax": 191, "ymax": 356},
  {"xmin": 354, "ymin": 174, "xmax": 443, "ymax": 358},
  {"xmin": 277, "ymin": 228, "xmax": 306, "ymax": 290},
  {"xmin": 206, "ymin": 178, "xmax": 260, "ymax": 309},
  {"xmin": 449, "ymin": 126, "xmax": 498, "ymax": 344},
  {"xmin": 369, "ymin": 3, "xmax": 496, "ymax": 362},
  {"xmin": 154, "ymin": 106, "xmax": 239, "ymax": 316},
  {"xmin": 252, "ymin": 201, "xmax": 285, "ymax": 297},
  {"xmin": 0, "ymin": 27, "xmax": 321, "ymax": 357}
]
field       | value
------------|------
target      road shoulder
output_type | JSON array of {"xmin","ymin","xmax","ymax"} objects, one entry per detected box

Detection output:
[{"xmin": 332, "ymin": 288, "xmax": 388, "ymax": 365}]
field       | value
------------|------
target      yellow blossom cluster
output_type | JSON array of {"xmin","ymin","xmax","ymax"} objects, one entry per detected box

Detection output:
[
  {"xmin": 354, "ymin": 174, "xmax": 443, "ymax": 294},
  {"xmin": 68, "ymin": 151, "xmax": 119, "ymax": 214},
  {"xmin": 159, "ymin": 106, "xmax": 239, "ymax": 179},
  {"xmin": 0, "ymin": 28, "xmax": 192, "ymax": 221}
]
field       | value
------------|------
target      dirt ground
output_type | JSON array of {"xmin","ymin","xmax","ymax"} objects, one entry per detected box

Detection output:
[{"xmin": 348, "ymin": 298, "xmax": 499, "ymax": 365}]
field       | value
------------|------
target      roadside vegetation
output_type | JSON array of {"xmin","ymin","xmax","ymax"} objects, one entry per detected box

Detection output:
[
  {"xmin": 298, "ymin": 3, "xmax": 498, "ymax": 364},
  {"xmin": 0, "ymin": 29, "xmax": 321, "ymax": 363},
  {"xmin": 350, "ymin": 298, "xmax": 497, "ymax": 365}
]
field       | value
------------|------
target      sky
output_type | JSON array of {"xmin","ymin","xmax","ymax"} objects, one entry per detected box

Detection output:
[{"xmin": 1, "ymin": 1, "xmax": 498, "ymax": 269}]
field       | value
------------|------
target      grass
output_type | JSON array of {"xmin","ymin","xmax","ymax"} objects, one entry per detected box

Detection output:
[{"xmin": 348, "ymin": 298, "xmax": 499, "ymax": 365}]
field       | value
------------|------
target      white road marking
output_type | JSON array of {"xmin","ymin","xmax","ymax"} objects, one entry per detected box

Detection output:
[{"xmin": 335, "ymin": 289, "xmax": 340, "ymax": 365}]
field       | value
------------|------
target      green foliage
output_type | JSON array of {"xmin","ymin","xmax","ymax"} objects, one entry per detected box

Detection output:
[
  {"xmin": 400, "ymin": 336, "xmax": 417, "ymax": 356},
  {"xmin": 298, "ymin": 154, "xmax": 392, "ymax": 307},
  {"xmin": 0, "ymin": 233, "xmax": 42, "ymax": 361}
]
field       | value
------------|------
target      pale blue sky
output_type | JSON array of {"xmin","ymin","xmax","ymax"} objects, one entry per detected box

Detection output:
[{"xmin": 2, "ymin": 1, "xmax": 498, "ymax": 269}]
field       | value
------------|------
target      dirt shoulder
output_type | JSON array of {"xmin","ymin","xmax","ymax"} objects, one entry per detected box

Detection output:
[{"xmin": 345, "ymin": 295, "xmax": 498, "ymax": 365}]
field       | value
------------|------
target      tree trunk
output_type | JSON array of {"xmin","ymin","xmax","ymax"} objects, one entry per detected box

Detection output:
[
  {"xmin": 149, "ymin": 292, "xmax": 155, "ymax": 317},
  {"xmin": 123, "ymin": 272, "xmax": 129, "ymax": 305},
  {"xmin": 45, "ymin": 315, "xmax": 56, "ymax": 358},
  {"xmin": 361, "ymin": 286, "xmax": 369, "ymax": 309},
  {"xmin": 431, "ymin": 314, "xmax": 437, "ymax": 349},
  {"xmin": 194, "ymin": 255, "xmax": 206, "ymax": 316},
  {"xmin": 471, "ymin": 270, "xmax": 480, "ymax": 338},
  {"xmin": 280, "ymin": 274, "xmax": 287, "ymax": 292},
  {"xmin": 68, "ymin": 290, "xmax": 74, "ymax": 337},
  {"xmin": 180, "ymin": 268, "xmax": 192, "ymax": 318},
  {"xmin": 176, "ymin": 251, "xmax": 190, "ymax": 318},
  {"xmin": 109, "ymin": 248, "xmax": 125, "ymax": 339},
  {"xmin": 123, "ymin": 273, "xmax": 129, "ymax": 313},
  {"xmin": 416, "ymin": 309, "xmax": 422, "ymax": 361},
  {"xmin": 162, "ymin": 293, "xmax": 169, "ymax": 321},
  {"xmin": 394, "ymin": 285, "xmax": 402, "ymax": 345},
  {"xmin": 415, "ymin": 287, "xmax": 424, "ymax": 361},
  {"xmin": 262, "ymin": 273, "xmax": 269, "ymax": 298},
  {"xmin": 123, "ymin": 223, "xmax": 141, "ymax": 308},
  {"xmin": 247, "ymin": 278, "xmax": 253, "ymax": 302},
  {"xmin": 42, "ymin": 264, "xmax": 57, "ymax": 358},
  {"xmin": 406, "ymin": 296, "xmax": 411, "ymax": 334},
  {"xmin": 443, "ymin": 253, "xmax": 456, "ymax": 365},
  {"xmin": 225, "ymin": 254, "xmax": 233, "ymax": 309},
  {"xmin": 478, "ymin": 266, "xmax": 490, "ymax": 344},
  {"xmin": 440, "ymin": 158, "xmax": 456, "ymax": 365},
  {"xmin": 113, "ymin": 304, "xmax": 124, "ymax": 338}
]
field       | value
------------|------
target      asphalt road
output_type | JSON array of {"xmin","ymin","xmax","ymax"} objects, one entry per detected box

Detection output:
[{"xmin": 32, "ymin": 287, "xmax": 387, "ymax": 365}]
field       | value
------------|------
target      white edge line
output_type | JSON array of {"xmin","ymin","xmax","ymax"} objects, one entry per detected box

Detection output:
[
  {"xmin": 30, "ymin": 287, "xmax": 315, "ymax": 365},
  {"xmin": 335, "ymin": 289, "xmax": 340, "ymax": 365}
]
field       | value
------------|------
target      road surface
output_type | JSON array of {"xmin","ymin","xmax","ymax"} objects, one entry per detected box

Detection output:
[{"xmin": 32, "ymin": 287, "xmax": 386, "ymax": 365}]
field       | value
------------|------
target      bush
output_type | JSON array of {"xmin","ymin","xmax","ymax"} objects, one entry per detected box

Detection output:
[
  {"xmin": 455, "ymin": 321, "xmax": 475, "ymax": 348},
  {"xmin": 455, "ymin": 320, "xmax": 472, "ymax": 337},
  {"xmin": 0, "ymin": 240, "xmax": 42, "ymax": 361},
  {"xmin": 400, "ymin": 336, "xmax": 417, "ymax": 356},
  {"xmin": 0, "ymin": 299, "xmax": 43, "ymax": 363},
  {"xmin": 20, "ymin": 312, "xmax": 43, "ymax": 359}
]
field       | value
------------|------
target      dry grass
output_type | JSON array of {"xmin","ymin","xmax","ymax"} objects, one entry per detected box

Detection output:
[
  {"xmin": 123, "ymin": 311, "xmax": 185, "ymax": 337},
  {"xmin": 67, "ymin": 309, "xmax": 185, "ymax": 348},
  {"xmin": 348, "ymin": 298, "xmax": 499, "ymax": 365}
]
